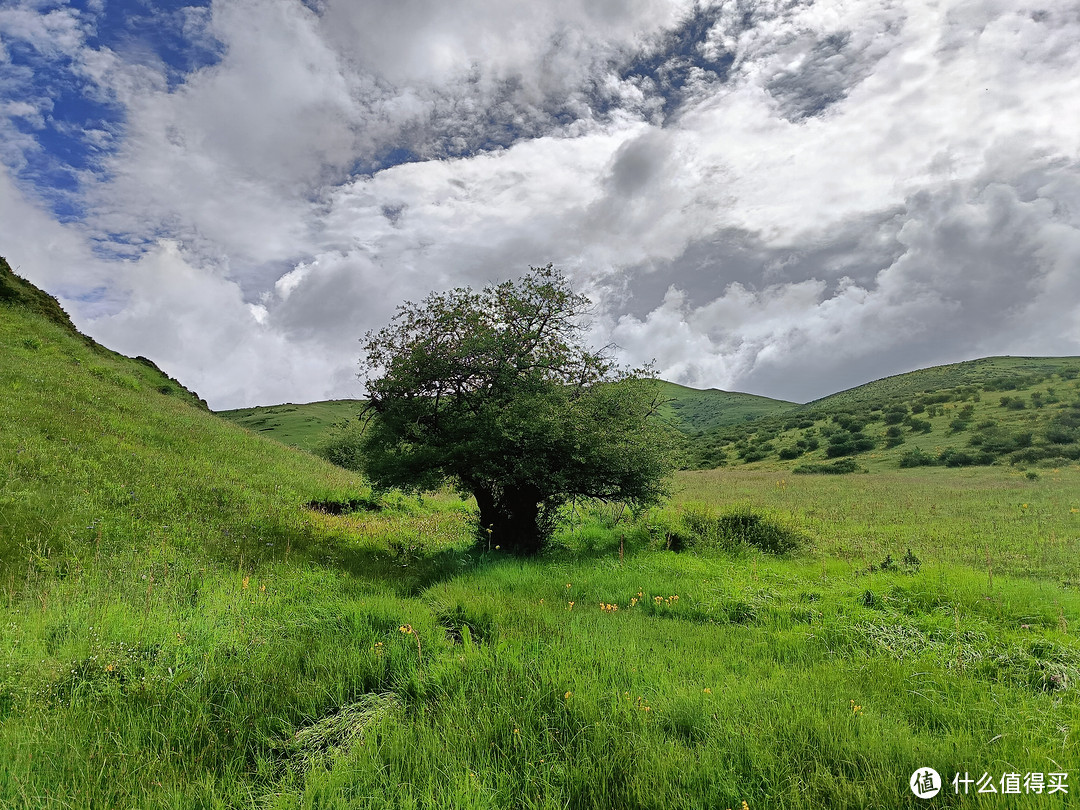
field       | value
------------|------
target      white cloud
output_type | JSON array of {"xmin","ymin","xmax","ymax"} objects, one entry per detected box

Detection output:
[{"xmin": 1, "ymin": 0, "xmax": 1078, "ymax": 408}]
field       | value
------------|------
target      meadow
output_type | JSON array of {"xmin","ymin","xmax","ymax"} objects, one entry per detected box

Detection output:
[{"xmin": 2, "ymin": 261, "xmax": 1078, "ymax": 808}]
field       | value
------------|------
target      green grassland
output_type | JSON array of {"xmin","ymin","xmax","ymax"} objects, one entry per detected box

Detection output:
[
  {"xmin": 218, "ymin": 400, "xmax": 367, "ymax": 453},
  {"xmin": 689, "ymin": 358, "xmax": 1080, "ymax": 472},
  {"xmin": 216, "ymin": 382, "xmax": 794, "ymax": 454},
  {"xmin": 2, "ymin": 261, "xmax": 1079, "ymax": 808},
  {"xmin": 655, "ymin": 380, "xmax": 795, "ymax": 432}
]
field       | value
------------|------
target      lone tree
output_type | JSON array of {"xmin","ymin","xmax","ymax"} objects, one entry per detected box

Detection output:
[{"xmin": 354, "ymin": 265, "xmax": 678, "ymax": 555}]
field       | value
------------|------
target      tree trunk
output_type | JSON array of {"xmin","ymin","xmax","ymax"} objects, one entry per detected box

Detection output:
[
  {"xmin": 472, "ymin": 483, "xmax": 544, "ymax": 555},
  {"xmin": 474, "ymin": 484, "xmax": 498, "ymax": 548}
]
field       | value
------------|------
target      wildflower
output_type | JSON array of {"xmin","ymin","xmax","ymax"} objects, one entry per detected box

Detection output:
[
  {"xmin": 567, "ymin": 601, "xmax": 574, "ymax": 610},
  {"xmin": 242, "ymin": 576, "xmax": 250, "ymax": 590},
  {"xmin": 259, "ymin": 583, "xmax": 266, "ymax": 593},
  {"xmin": 566, "ymin": 583, "xmax": 572, "ymax": 589},
  {"xmin": 564, "ymin": 691, "xmax": 572, "ymax": 700},
  {"xmin": 399, "ymin": 624, "xmax": 413, "ymax": 634},
  {"xmin": 703, "ymin": 687, "xmax": 712, "ymax": 694},
  {"xmin": 654, "ymin": 596, "xmax": 663, "ymax": 604},
  {"xmin": 850, "ymin": 700, "xmax": 862, "ymax": 714}
]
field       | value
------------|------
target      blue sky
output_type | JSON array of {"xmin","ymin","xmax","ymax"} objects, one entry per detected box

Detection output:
[{"xmin": 2, "ymin": 0, "xmax": 1079, "ymax": 409}]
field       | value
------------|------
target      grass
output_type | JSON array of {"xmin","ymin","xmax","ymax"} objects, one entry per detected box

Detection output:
[
  {"xmin": 655, "ymin": 380, "xmax": 795, "ymax": 432},
  {"xmin": 689, "ymin": 358, "xmax": 1080, "ymax": 471},
  {"xmin": 2, "ymin": 269, "xmax": 1079, "ymax": 808},
  {"xmin": 217, "ymin": 400, "xmax": 366, "ymax": 453},
  {"xmin": 216, "ymin": 382, "xmax": 796, "ymax": 456}
]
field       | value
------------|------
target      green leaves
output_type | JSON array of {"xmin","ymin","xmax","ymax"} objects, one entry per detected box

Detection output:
[{"xmin": 350, "ymin": 266, "xmax": 678, "ymax": 553}]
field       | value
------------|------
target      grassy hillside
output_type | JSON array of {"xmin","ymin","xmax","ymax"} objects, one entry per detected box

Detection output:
[
  {"xmin": 218, "ymin": 382, "xmax": 794, "ymax": 455},
  {"xmin": 809, "ymin": 356, "xmax": 1080, "ymax": 410},
  {"xmin": 218, "ymin": 399, "xmax": 366, "ymax": 453},
  {"xmin": 689, "ymin": 356, "xmax": 1080, "ymax": 472},
  {"xmin": 2, "ymin": 261, "xmax": 1078, "ymax": 808},
  {"xmin": 656, "ymin": 380, "xmax": 794, "ymax": 431}
]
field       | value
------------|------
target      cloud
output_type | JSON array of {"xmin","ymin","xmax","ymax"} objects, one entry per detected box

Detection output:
[
  {"xmin": 612, "ymin": 148, "xmax": 1080, "ymax": 401},
  {"xmin": 0, "ymin": 0, "xmax": 1078, "ymax": 409}
]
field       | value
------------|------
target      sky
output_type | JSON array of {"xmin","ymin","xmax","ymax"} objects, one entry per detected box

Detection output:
[{"xmin": 1, "ymin": 0, "xmax": 1079, "ymax": 410}]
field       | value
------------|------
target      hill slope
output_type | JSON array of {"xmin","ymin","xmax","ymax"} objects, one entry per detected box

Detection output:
[
  {"xmin": 217, "ymin": 399, "xmax": 366, "ymax": 452},
  {"xmin": 0, "ymin": 256, "xmax": 372, "ymax": 573},
  {"xmin": 2, "ymin": 260, "xmax": 1079, "ymax": 809},
  {"xmin": 217, "ymin": 381, "xmax": 795, "ymax": 454},
  {"xmin": 1, "ymin": 257, "xmax": 209, "ymax": 410},
  {"xmin": 807, "ymin": 355, "xmax": 1080, "ymax": 410},
  {"xmin": 656, "ymin": 380, "xmax": 794, "ymax": 431},
  {"xmin": 688, "ymin": 355, "xmax": 1080, "ymax": 471}
]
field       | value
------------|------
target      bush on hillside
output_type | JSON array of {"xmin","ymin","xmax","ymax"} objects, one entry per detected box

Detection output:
[
  {"xmin": 884, "ymin": 426, "xmax": 905, "ymax": 448},
  {"xmin": 825, "ymin": 430, "xmax": 875, "ymax": 457},
  {"xmin": 792, "ymin": 458, "xmax": 860, "ymax": 474},
  {"xmin": 668, "ymin": 505, "xmax": 803, "ymax": 554},
  {"xmin": 898, "ymin": 447, "xmax": 936, "ymax": 468},
  {"xmin": 883, "ymin": 409, "xmax": 907, "ymax": 425},
  {"xmin": 938, "ymin": 447, "xmax": 995, "ymax": 467},
  {"xmin": 315, "ymin": 419, "xmax": 367, "ymax": 472}
]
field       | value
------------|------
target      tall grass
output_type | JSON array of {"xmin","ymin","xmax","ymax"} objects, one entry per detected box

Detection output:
[{"xmin": 2, "ymin": 303, "xmax": 1078, "ymax": 808}]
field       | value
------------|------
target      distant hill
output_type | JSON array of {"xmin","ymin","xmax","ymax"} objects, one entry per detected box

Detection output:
[
  {"xmin": 217, "ymin": 381, "xmax": 796, "ymax": 454},
  {"xmin": 688, "ymin": 356, "xmax": 1080, "ymax": 472},
  {"xmin": 806, "ymin": 356, "xmax": 1080, "ymax": 411},
  {"xmin": 217, "ymin": 399, "xmax": 366, "ymax": 453},
  {"xmin": 656, "ymin": 381, "xmax": 795, "ymax": 431}
]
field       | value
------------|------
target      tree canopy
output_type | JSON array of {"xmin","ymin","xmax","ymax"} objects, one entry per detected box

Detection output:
[{"xmin": 353, "ymin": 265, "xmax": 679, "ymax": 554}]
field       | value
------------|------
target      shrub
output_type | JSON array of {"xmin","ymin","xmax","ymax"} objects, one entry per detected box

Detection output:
[
  {"xmin": 825, "ymin": 430, "xmax": 875, "ymax": 457},
  {"xmin": 674, "ymin": 505, "xmax": 803, "ymax": 554},
  {"xmin": 938, "ymin": 448, "xmax": 994, "ymax": 467},
  {"xmin": 714, "ymin": 508, "xmax": 803, "ymax": 554},
  {"xmin": 793, "ymin": 458, "xmax": 859, "ymax": 474},
  {"xmin": 899, "ymin": 448, "xmax": 936, "ymax": 468}
]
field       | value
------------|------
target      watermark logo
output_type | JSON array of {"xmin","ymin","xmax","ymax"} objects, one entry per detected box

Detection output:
[
  {"xmin": 911, "ymin": 768, "xmax": 942, "ymax": 799},
  {"xmin": 910, "ymin": 769, "xmax": 1069, "ymax": 798}
]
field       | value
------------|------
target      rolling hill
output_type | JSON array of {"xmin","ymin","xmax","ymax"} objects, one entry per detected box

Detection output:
[
  {"xmin": 216, "ymin": 381, "xmax": 796, "ymax": 454},
  {"xmin": 217, "ymin": 399, "xmax": 366, "ymax": 453},
  {"xmin": 688, "ymin": 356, "xmax": 1080, "ymax": 471},
  {"xmin": 3, "ymin": 257, "xmax": 1079, "ymax": 809},
  {"xmin": 655, "ymin": 380, "xmax": 795, "ymax": 431}
]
